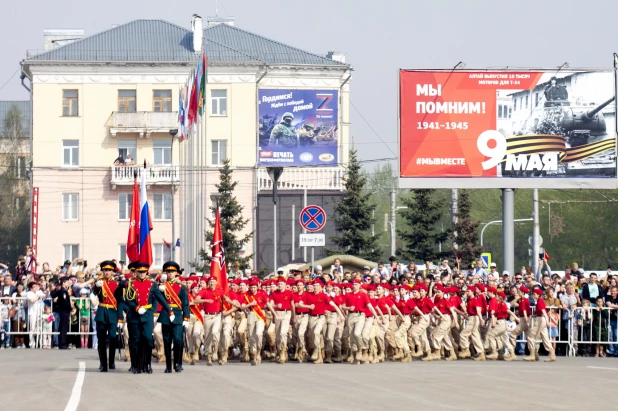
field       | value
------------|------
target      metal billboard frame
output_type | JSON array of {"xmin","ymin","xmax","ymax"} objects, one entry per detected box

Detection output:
[{"xmin": 397, "ymin": 67, "xmax": 618, "ymax": 189}]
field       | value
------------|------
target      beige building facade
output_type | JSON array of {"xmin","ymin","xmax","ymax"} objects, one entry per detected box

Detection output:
[{"xmin": 22, "ymin": 16, "xmax": 350, "ymax": 270}]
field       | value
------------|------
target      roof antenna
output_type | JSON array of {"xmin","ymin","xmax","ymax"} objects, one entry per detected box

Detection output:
[{"xmin": 215, "ymin": 0, "xmax": 219, "ymax": 16}]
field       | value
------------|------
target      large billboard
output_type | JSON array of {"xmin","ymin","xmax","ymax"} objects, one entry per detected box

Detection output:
[
  {"xmin": 258, "ymin": 89, "xmax": 339, "ymax": 167},
  {"xmin": 399, "ymin": 69, "xmax": 617, "ymax": 188}
]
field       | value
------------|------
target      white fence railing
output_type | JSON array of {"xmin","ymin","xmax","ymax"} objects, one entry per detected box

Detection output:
[
  {"xmin": 257, "ymin": 167, "xmax": 344, "ymax": 191},
  {"xmin": 111, "ymin": 165, "xmax": 180, "ymax": 185}
]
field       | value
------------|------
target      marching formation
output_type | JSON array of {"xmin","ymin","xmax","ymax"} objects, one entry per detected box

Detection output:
[{"xmin": 86, "ymin": 261, "xmax": 556, "ymax": 373}]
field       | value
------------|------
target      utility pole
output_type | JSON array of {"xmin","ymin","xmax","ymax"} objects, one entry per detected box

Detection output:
[
  {"xmin": 169, "ymin": 129, "xmax": 178, "ymax": 261},
  {"xmin": 390, "ymin": 190, "xmax": 396, "ymax": 257},
  {"xmin": 451, "ymin": 189, "xmax": 458, "ymax": 249},
  {"xmin": 502, "ymin": 189, "xmax": 515, "ymax": 277}
]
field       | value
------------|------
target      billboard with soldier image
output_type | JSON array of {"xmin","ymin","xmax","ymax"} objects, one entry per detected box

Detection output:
[{"xmin": 258, "ymin": 89, "xmax": 339, "ymax": 166}]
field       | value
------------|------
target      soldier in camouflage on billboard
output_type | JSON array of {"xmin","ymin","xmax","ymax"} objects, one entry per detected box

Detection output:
[
  {"xmin": 298, "ymin": 122, "xmax": 319, "ymax": 147},
  {"xmin": 269, "ymin": 112, "xmax": 299, "ymax": 148}
]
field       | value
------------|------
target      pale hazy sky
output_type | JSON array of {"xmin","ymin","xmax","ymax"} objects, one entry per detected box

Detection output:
[{"xmin": 1, "ymin": 0, "xmax": 617, "ymax": 165}]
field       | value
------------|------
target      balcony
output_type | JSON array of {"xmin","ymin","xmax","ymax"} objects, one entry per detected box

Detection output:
[
  {"xmin": 257, "ymin": 167, "xmax": 345, "ymax": 191},
  {"xmin": 107, "ymin": 111, "xmax": 178, "ymax": 138},
  {"xmin": 111, "ymin": 165, "xmax": 179, "ymax": 188}
]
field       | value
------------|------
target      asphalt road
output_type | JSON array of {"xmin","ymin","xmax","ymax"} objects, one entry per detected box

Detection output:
[{"xmin": 3, "ymin": 350, "xmax": 617, "ymax": 411}]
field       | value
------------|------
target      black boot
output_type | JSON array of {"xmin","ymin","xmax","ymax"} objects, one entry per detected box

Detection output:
[
  {"xmin": 174, "ymin": 344, "xmax": 183, "ymax": 372},
  {"xmin": 164, "ymin": 341, "xmax": 172, "ymax": 373},
  {"xmin": 135, "ymin": 345, "xmax": 143, "ymax": 374},
  {"xmin": 108, "ymin": 339, "xmax": 117, "ymax": 370},
  {"xmin": 143, "ymin": 346, "xmax": 152, "ymax": 374},
  {"xmin": 98, "ymin": 345, "xmax": 108, "ymax": 372}
]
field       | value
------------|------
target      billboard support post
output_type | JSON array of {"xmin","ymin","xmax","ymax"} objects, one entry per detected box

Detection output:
[
  {"xmin": 532, "ymin": 189, "xmax": 540, "ymax": 275},
  {"xmin": 502, "ymin": 189, "xmax": 515, "ymax": 277}
]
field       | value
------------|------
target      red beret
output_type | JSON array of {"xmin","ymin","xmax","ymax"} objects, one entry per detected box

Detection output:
[
  {"xmin": 332, "ymin": 283, "xmax": 341, "ymax": 289},
  {"xmin": 296, "ymin": 279, "xmax": 305, "ymax": 285},
  {"xmin": 352, "ymin": 278, "xmax": 361, "ymax": 284},
  {"xmin": 249, "ymin": 278, "xmax": 260, "ymax": 287},
  {"xmin": 343, "ymin": 283, "xmax": 353, "ymax": 289},
  {"xmin": 327, "ymin": 281, "xmax": 336, "ymax": 287},
  {"xmin": 435, "ymin": 284, "xmax": 445, "ymax": 292},
  {"xmin": 189, "ymin": 276, "xmax": 200, "ymax": 282},
  {"xmin": 277, "ymin": 276, "xmax": 287, "ymax": 283},
  {"xmin": 519, "ymin": 286, "xmax": 529, "ymax": 293},
  {"xmin": 367, "ymin": 285, "xmax": 376, "ymax": 292},
  {"xmin": 240, "ymin": 279, "xmax": 249, "ymax": 286},
  {"xmin": 286, "ymin": 279, "xmax": 296, "ymax": 286},
  {"xmin": 313, "ymin": 281, "xmax": 323, "ymax": 287},
  {"xmin": 403, "ymin": 284, "xmax": 414, "ymax": 291},
  {"xmin": 487, "ymin": 286, "xmax": 497, "ymax": 293},
  {"xmin": 418, "ymin": 284, "xmax": 428, "ymax": 292},
  {"xmin": 208, "ymin": 276, "xmax": 217, "ymax": 282},
  {"xmin": 533, "ymin": 288, "xmax": 543, "ymax": 296},
  {"xmin": 467, "ymin": 285, "xmax": 477, "ymax": 292},
  {"xmin": 190, "ymin": 283, "xmax": 199, "ymax": 290},
  {"xmin": 361, "ymin": 284, "xmax": 368, "ymax": 290},
  {"xmin": 448, "ymin": 287, "xmax": 459, "ymax": 294},
  {"xmin": 476, "ymin": 284, "xmax": 486, "ymax": 292},
  {"xmin": 497, "ymin": 291, "xmax": 506, "ymax": 298},
  {"xmin": 232, "ymin": 279, "xmax": 241, "ymax": 285}
]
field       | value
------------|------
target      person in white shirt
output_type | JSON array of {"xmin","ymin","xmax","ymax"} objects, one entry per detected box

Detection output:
[
  {"xmin": 26, "ymin": 281, "xmax": 47, "ymax": 348},
  {"xmin": 473, "ymin": 260, "xmax": 488, "ymax": 283},
  {"xmin": 371, "ymin": 262, "xmax": 391, "ymax": 280}
]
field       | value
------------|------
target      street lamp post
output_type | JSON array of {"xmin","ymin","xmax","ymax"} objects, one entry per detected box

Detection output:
[
  {"xmin": 169, "ymin": 129, "xmax": 178, "ymax": 261},
  {"xmin": 266, "ymin": 167, "xmax": 283, "ymax": 273},
  {"xmin": 480, "ymin": 218, "xmax": 533, "ymax": 246}
]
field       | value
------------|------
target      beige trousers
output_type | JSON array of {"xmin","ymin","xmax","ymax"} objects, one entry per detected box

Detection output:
[
  {"xmin": 203, "ymin": 313, "xmax": 222, "ymax": 356},
  {"xmin": 293, "ymin": 313, "xmax": 309, "ymax": 353},
  {"xmin": 187, "ymin": 315, "xmax": 203, "ymax": 358},
  {"xmin": 385, "ymin": 317, "xmax": 398, "ymax": 351},
  {"xmin": 219, "ymin": 313, "xmax": 234, "ymax": 357},
  {"xmin": 431, "ymin": 315, "xmax": 453, "ymax": 351},
  {"xmin": 510, "ymin": 317, "xmax": 529, "ymax": 349},
  {"xmin": 308, "ymin": 315, "xmax": 326, "ymax": 353},
  {"xmin": 460, "ymin": 315, "xmax": 484, "ymax": 353},
  {"xmin": 247, "ymin": 311, "xmax": 265, "ymax": 357},
  {"xmin": 527, "ymin": 316, "xmax": 553, "ymax": 353},
  {"xmin": 395, "ymin": 315, "xmax": 412, "ymax": 353},
  {"xmin": 410, "ymin": 316, "xmax": 431, "ymax": 353},
  {"xmin": 347, "ymin": 312, "xmax": 365, "ymax": 353},
  {"xmin": 487, "ymin": 319, "xmax": 510, "ymax": 353},
  {"xmin": 361, "ymin": 315, "xmax": 374, "ymax": 350},
  {"xmin": 274, "ymin": 311, "xmax": 292, "ymax": 352},
  {"xmin": 325, "ymin": 312, "xmax": 339, "ymax": 354}
]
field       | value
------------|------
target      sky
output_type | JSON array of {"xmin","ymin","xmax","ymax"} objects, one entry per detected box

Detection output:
[{"xmin": 1, "ymin": 0, "xmax": 618, "ymax": 168}]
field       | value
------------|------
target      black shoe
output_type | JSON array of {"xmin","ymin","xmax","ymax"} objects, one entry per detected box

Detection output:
[
  {"xmin": 100, "ymin": 367, "xmax": 108, "ymax": 373},
  {"xmin": 109, "ymin": 363, "xmax": 116, "ymax": 370},
  {"xmin": 99, "ymin": 365, "xmax": 104, "ymax": 372},
  {"xmin": 174, "ymin": 364, "xmax": 182, "ymax": 373},
  {"xmin": 164, "ymin": 368, "xmax": 172, "ymax": 373},
  {"xmin": 133, "ymin": 368, "xmax": 141, "ymax": 374},
  {"xmin": 144, "ymin": 364, "xmax": 152, "ymax": 374},
  {"xmin": 128, "ymin": 366, "xmax": 134, "ymax": 373}
]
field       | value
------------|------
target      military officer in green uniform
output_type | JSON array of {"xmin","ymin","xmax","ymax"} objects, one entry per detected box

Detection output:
[
  {"xmin": 90, "ymin": 260, "xmax": 124, "ymax": 372},
  {"xmin": 269, "ymin": 112, "xmax": 298, "ymax": 148},
  {"xmin": 158, "ymin": 261, "xmax": 190, "ymax": 373},
  {"xmin": 122, "ymin": 262, "xmax": 172, "ymax": 374}
]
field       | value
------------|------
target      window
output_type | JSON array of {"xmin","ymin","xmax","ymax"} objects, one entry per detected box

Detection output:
[
  {"xmin": 153, "ymin": 243, "xmax": 171, "ymax": 267},
  {"xmin": 153, "ymin": 90, "xmax": 172, "ymax": 112},
  {"xmin": 153, "ymin": 140, "xmax": 172, "ymax": 165},
  {"xmin": 211, "ymin": 140, "xmax": 227, "ymax": 166},
  {"xmin": 153, "ymin": 193, "xmax": 172, "ymax": 220},
  {"xmin": 117, "ymin": 140, "xmax": 137, "ymax": 164},
  {"xmin": 118, "ymin": 193, "xmax": 133, "ymax": 221},
  {"xmin": 13, "ymin": 197, "xmax": 24, "ymax": 213},
  {"xmin": 508, "ymin": 107, "xmax": 512, "ymax": 118},
  {"xmin": 62, "ymin": 90, "xmax": 78, "ymax": 117},
  {"xmin": 525, "ymin": 95, "xmax": 529, "ymax": 109},
  {"xmin": 118, "ymin": 90, "xmax": 136, "ymax": 113},
  {"xmin": 211, "ymin": 90, "xmax": 227, "ymax": 116},
  {"xmin": 535, "ymin": 92, "xmax": 539, "ymax": 107},
  {"xmin": 513, "ymin": 99, "xmax": 516, "ymax": 111},
  {"xmin": 119, "ymin": 244, "xmax": 129, "ymax": 264},
  {"xmin": 63, "ymin": 244, "xmax": 79, "ymax": 261},
  {"xmin": 498, "ymin": 105, "xmax": 503, "ymax": 119},
  {"xmin": 62, "ymin": 140, "xmax": 79, "ymax": 167},
  {"xmin": 210, "ymin": 197, "xmax": 217, "ymax": 220},
  {"xmin": 62, "ymin": 193, "xmax": 79, "ymax": 221},
  {"xmin": 16, "ymin": 156, "xmax": 26, "ymax": 178}
]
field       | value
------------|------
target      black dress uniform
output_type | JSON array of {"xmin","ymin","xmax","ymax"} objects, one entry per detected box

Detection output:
[
  {"xmin": 159, "ymin": 261, "xmax": 190, "ymax": 373},
  {"xmin": 121, "ymin": 262, "xmax": 172, "ymax": 374},
  {"xmin": 92, "ymin": 261, "xmax": 124, "ymax": 372}
]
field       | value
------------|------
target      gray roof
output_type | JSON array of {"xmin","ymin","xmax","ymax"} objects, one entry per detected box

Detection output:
[
  {"xmin": 0, "ymin": 101, "xmax": 31, "ymax": 137},
  {"xmin": 25, "ymin": 19, "xmax": 347, "ymax": 67}
]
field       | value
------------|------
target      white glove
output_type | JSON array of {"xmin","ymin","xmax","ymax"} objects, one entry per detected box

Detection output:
[
  {"xmin": 95, "ymin": 280, "xmax": 103, "ymax": 287},
  {"xmin": 117, "ymin": 322, "xmax": 123, "ymax": 331},
  {"xmin": 160, "ymin": 274, "xmax": 167, "ymax": 282},
  {"xmin": 169, "ymin": 314, "xmax": 175, "ymax": 322},
  {"xmin": 183, "ymin": 321, "xmax": 189, "ymax": 329},
  {"xmin": 138, "ymin": 307, "xmax": 146, "ymax": 315},
  {"xmin": 158, "ymin": 285, "xmax": 166, "ymax": 292}
]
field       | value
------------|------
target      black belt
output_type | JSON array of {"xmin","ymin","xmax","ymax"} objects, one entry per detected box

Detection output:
[
  {"xmin": 276, "ymin": 309, "xmax": 291, "ymax": 312},
  {"xmin": 204, "ymin": 312, "xmax": 221, "ymax": 315},
  {"xmin": 310, "ymin": 314, "xmax": 325, "ymax": 317}
]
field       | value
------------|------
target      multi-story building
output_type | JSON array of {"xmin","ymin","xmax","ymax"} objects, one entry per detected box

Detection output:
[{"xmin": 21, "ymin": 15, "xmax": 351, "ymax": 271}]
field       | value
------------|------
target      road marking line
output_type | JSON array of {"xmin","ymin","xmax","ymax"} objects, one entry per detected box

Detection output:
[
  {"xmin": 64, "ymin": 362, "xmax": 86, "ymax": 411},
  {"xmin": 586, "ymin": 366, "xmax": 618, "ymax": 371}
]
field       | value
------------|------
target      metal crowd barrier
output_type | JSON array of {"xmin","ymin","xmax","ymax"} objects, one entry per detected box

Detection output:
[{"xmin": 2, "ymin": 295, "xmax": 96, "ymax": 349}]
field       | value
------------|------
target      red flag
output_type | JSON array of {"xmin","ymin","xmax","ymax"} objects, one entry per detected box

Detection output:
[
  {"xmin": 210, "ymin": 208, "xmax": 228, "ymax": 294},
  {"xmin": 543, "ymin": 250, "xmax": 550, "ymax": 262},
  {"xmin": 126, "ymin": 177, "xmax": 140, "ymax": 262}
]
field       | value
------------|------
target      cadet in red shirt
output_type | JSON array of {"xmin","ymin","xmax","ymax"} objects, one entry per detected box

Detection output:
[
  {"xmin": 292, "ymin": 279, "xmax": 310, "ymax": 362},
  {"xmin": 376, "ymin": 284, "xmax": 404, "ymax": 363},
  {"xmin": 427, "ymin": 284, "xmax": 458, "ymax": 361},
  {"xmin": 240, "ymin": 277, "xmax": 275, "ymax": 366},
  {"xmin": 268, "ymin": 276, "xmax": 296, "ymax": 364},
  {"xmin": 410, "ymin": 284, "xmax": 433, "ymax": 359},
  {"xmin": 342, "ymin": 279, "xmax": 378, "ymax": 364},
  {"xmin": 524, "ymin": 288, "xmax": 555, "ymax": 362},
  {"xmin": 509, "ymin": 285, "xmax": 531, "ymax": 355},
  {"xmin": 458, "ymin": 285, "xmax": 485, "ymax": 360},
  {"xmin": 297, "ymin": 281, "xmax": 344, "ymax": 364},
  {"xmin": 485, "ymin": 286, "xmax": 504, "ymax": 360}
]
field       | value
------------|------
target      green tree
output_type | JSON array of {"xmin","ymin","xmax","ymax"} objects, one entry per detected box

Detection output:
[
  {"xmin": 0, "ymin": 105, "xmax": 30, "ymax": 267},
  {"xmin": 398, "ymin": 189, "xmax": 449, "ymax": 261},
  {"xmin": 198, "ymin": 159, "xmax": 253, "ymax": 271},
  {"xmin": 364, "ymin": 163, "xmax": 396, "ymax": 260},
  {"xmin": 450, "ymin": 190, "xmax": 483, "ymax": 266},
  {"xmin": 326, "ymin": 149, "xmax": 381, "ymax": 261}
]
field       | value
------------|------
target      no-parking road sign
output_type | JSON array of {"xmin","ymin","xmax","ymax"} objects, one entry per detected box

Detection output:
[{"xmin": 299, "ymin": 205, "xmax": 326, "ymax": 233}]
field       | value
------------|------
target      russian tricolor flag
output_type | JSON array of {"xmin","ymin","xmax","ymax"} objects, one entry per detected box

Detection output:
[{"xmin": 138, "ymin": 169, "xmax": 153, "ymax": 265}]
